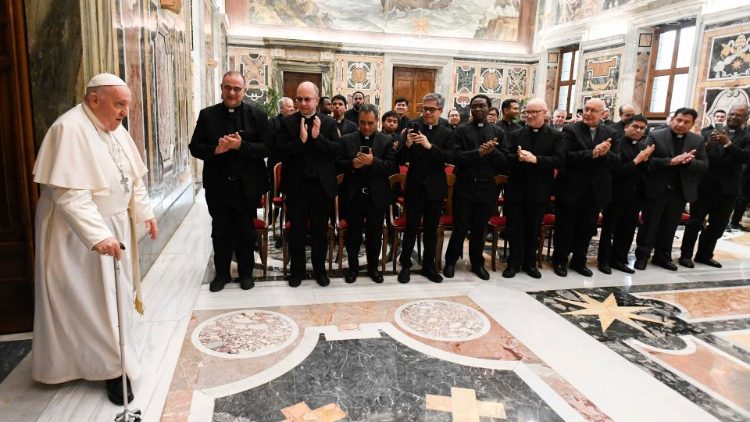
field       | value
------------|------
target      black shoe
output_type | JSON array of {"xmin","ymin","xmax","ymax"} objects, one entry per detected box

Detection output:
[
  {"xmin": 523, "ymin": 266, "xmax": 542, "ymax": 279},
  {"xmin": 209, "ymin": 275, "xmax": 229, "ymax": 292},
  {"xmin": 695, "ymin": 257, "xmax": 722, "ymax": 268},
  {"xmin": 471, "ymin": 266, "xmax": 490, "ymax": 280},
  {"xmin": 419, "ymin": 269, "xmax": 443, "ymax": 283},
  {"xmin": 553, "ymin": 264, "xmax": 568, "ymax": 277},
  {"xmin": 634, "ymin": 259, "xmax": 648, "ymax": 271},
  {"xmin": 502, "ymin": 267, "xmax": 516, "ymax": 278},
  {"xmin": 443, "ymin": 263, "xmax": 455, "ymax": 278},
  {"xmin": 345, "ymin": 269, "xmax": 358, "ymax": 284},
  {"xmin": 652, "ymin": 259, "xmax": 678, "ymax": 271},
  {"xmin": 611, "ymin": 261, "xmax": 635, "ymax": 274},
  {"xmin": 288, "ymin": 274, "xmax": 303, "ymax": 288},
  {"xmin": 367, "ymin": 269, "xmax": 384, "ymax": 284},
  {"xmin": 315, "ymin": 272, "xmax": 331, "ymax": 287},
  {"xmin": 730, "ymin": 222, "xmax": 750, "ymax": 232},
  {"xmin": 678, "ymin": 257, "xmax": 694, "ymax": 268},
  {"xmin": 570, "ymin": 264, "xmax": 593, "ymax": 277},
  {"xmin": 274, "ymin": 237, "xmax": 283, "ymax": 249},
  {"xmin": 398, "ymin": 266, "xmax": 410, "ymax": 283},
  {"xmin": 239, "ymin": 275, "xmax": 255, "ymax": 290},
  {"xmin": 597, "ymin": 264, "xmax": 612, "ymax": 275},
  {"xmin": 726, "ymin": 225, "xmax": 733, "ymax": 233},
  {"xmin": 105, "ymin": 376, "xmax": 133, "ymax": 406}
]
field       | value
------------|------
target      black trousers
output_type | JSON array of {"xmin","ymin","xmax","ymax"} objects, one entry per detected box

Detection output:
[
  {"xmin": 345, "ymin": 192, "xmax": 386, "ymax": 271},
  {"xmin": 681, "ymin": 190, "xmax": 735, "ymax": 260},
  {"xmin": 552, "ymin": 188, "xmax": 600, "ymax": 268},
  {"xmin": 598, "ymin": 192, "xmax": 642, "ymax": 266},
  {"xmin": 731, "ymin": 195, "xmax": 749, "ymax": 225},
  {"xmin": 505, "ymin": 201, "xmax": 545, "ymax": 270},
  {"xmin": 287, "ymin": 179, "xmax": 331, "ymax": 276},
  {"xmin": 445, "ymin": 194, "xmax": 494, "ymax": 269},
  {"xmin": 636, "ymin": 188, "xmax": 685, "ymax": 262},
  {"xmin": 399, "ymin": 188, "xmax": 442, "ymax": 270},
  {"xmin": 206, "ymin": 182, "xmax": 257, "ymax": 279}
]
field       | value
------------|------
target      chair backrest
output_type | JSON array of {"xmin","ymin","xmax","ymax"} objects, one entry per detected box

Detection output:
[
  {"xmin": 494, "ymin": 174, "xmax": 508, "ymax": 186},
  {"xmin": 444, "ymin": 164, "xmax": 455, "ymax": 174},
  {"xmin": 273, "ymin": 162, "xmax": 283, "ymax": 196},
  {"xmin": 389, "ymin": 172, "xmax": 407, "ymax": 189},
  {"xmin": 399, "ymin": 165, "xmax": 408, "ymax": 174}
]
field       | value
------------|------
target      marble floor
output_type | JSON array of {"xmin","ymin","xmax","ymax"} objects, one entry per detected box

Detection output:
[{"xmin": 1, "ymin": 192, "xmax": 750, "ymax": 421}]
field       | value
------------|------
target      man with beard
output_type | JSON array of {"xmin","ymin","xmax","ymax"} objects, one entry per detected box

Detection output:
[
  {"xmin": 597, "ymin": 115, "xmax": 653, "ymax": 274},
  {"xmin": 332, "ymin": 94, "xmax": 357, "ymax": 137},
  {"xmin": 345, "ymin": 90, "xmax": 365, "ymax": 123},
  {"xmin": 502, "ymin": 98, "xmax": 564, "ymax": 279},
  {"xmin": 443, "ymin": 94, "xmax": 507, "ymax": 280},
  {"xmin": 634, "ymin": 108, "xmax": 708, "ymax": 271},
  {"xmin": 552, "ymin": 98, "xmax": 619, "ymax": 277},
  {"xmin": 276, "ymin": 81, "xmax": 342, "ymax": 287},
  {"xmin": 338, "ymin": 104, "xmax": 397, "ymax": 283},
  {"xmin": 680, "ymin": 104, "xmax": 750, "ymax": 268},
  {"xmin": 498, "ymin": 99, "xmax": 522, "ymax": 136},
  {"xmin": 396, "ymin": 93, "xmax": 455, "ymax": 283}
]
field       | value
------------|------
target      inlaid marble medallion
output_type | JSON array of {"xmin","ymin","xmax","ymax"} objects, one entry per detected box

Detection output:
[
  {"xmin": 394, "ymin": 299, "xmax": 491, "ymax": 342},
  {"xmin": 191, "ymin": 310, "xmax": 298, "ymax": 359}
]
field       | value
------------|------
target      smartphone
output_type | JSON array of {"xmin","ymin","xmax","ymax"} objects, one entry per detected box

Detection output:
[
  {"xmin": 714, "ymin": 122, "xmax": 725, "ymax": 132},
  {"xmin": 407, "ymin": 121, "xmax": 421, "ymax": 133},
  {"xmin": 359, "ymin": 146, "xmax": 371, "ymax": 154}
]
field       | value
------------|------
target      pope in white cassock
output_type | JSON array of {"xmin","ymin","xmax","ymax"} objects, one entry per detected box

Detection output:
[{"xmin": 31, "ymin": 73, "xmax": 159, "ymax": 405}]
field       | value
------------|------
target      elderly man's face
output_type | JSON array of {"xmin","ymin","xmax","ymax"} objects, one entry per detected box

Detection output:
[
  {"xmin": 620, "ymin": 105, "xmax": 636, "ymax": 121},
  {"xmin": 727, "ymin": 106, "xmax": 749, "ymax": 129},
  {"xmin": 552, "ymin": 111, "xmax": 566, "ymax": 126},
  {"xmin": 296, "ymin": 83, "xmax": 319, "ymax": 115},
  {"xmin": 281, "ymin": 99, "xmax": 296, "ymax": 116},
  {"xmin": 220, "ymin": 73, "xmax": 246, "ymax": 108},
  {"xmin": 89, "ymin": 86, "xmax": 131, "ymax": 131},
  {"xmin": 582, "ymin": 100, "xmax": 604, "ymax": 127},
  {"xmin": 525, "ymin": 103, "xmax": 547, "ymax": 129}
]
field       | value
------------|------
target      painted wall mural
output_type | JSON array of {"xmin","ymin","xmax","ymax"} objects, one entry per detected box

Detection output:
[
  {"xmin": 226, "ymin": 0, "xmax": 524, "ymax": 42},
  {"xmin": 537, "ymin": 0, "xmax": 654, "ymax": 31},
  {"xmin": 708, "ymin": 32, "xmax": 750, "ymax": 80}
]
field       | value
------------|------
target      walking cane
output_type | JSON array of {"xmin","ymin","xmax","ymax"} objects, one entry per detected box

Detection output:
[{"xmin": 113, "ymin": 243, "xmax": 142, "ymax": 422}]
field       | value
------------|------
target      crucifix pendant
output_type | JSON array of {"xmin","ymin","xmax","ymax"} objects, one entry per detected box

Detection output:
[{"xmin": 120, "ymin": 175, "xmax": 130, "ymax": 193}]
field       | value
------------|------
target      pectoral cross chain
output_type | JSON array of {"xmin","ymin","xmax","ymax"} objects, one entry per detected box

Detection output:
[{"xmin": 120, "ymin": 175, "xmax": 130, "ymax": 193}]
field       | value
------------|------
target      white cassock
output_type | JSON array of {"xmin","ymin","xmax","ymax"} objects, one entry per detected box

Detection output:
[{"xmin": 31, "ymin": 103, "xmax": 153, "ymax": 384}]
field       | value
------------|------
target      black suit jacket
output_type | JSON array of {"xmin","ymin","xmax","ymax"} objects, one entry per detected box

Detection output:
[
  {"xmin": 644, "ymin": 128, "xmax": 708, "ymax": 203},
  {"xmin": 611, "ymin": 136, "xmax": 648, "ymax": 197},
  {"xmin": 504, "ymin": 125, "xmax": 565, "ymax": 204},
  {"xmin": 189, "ymin": 102, "xmax": 270, "ymax": 199},
  {"xmin": 453, "ymin": 122, "xmax": 507, "ymax": 203},
  {"xmin": 336, "ymin": 118, "xmax": 358, "ymax": 137},
  {"xmin": 556, "ymin": 121, "xmax": 620, "ymax": 208},
  {"xmin": 700, "ymin": 127, "xmax": 750, "ymax": 195},
  {"xmin": 338, "ymin": 132, "xmax": 397, "ymax": 209},
  {"xmin": 344, "ymin": 108, "xmax": 359, "ymax": 124},
  {"xmin": 275, "ymin": 112, "xmax": 342, "ymax": 198},
  {"xmin": 396, "ymin": 118, "xmax": 455, "ymax": 201}
]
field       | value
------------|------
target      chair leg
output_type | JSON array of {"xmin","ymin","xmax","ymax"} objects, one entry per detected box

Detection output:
[
  {"xmin": 328, "ymin": 228, "xmax": 334, "ymax": 273},
  {"xmin": 435, "ymin": 227, "xmax": 444, "ymax": 273},
  {"xmin": 537, "ymin": 226, "xmax": 545, "ymax": 269},
  {"xmin": 392, "ymin": 232, "xmax": 400, "ymax": 273},
  {"xmin": 417, "ymin": 230, "xmax": 422, "ymax": 265},
  {"xmin": 381, "ymin": 226, "xmax": 388, "ymax": 273},
  {"xmin": 260, "ymin": 230, "xmax": 268, "ymax": 277},
  {"xmin": 338, "ymin": 228, "xmax": 346, "ymax": 274},
  {"xmin": 283, "ymin": 231, "xmax": 289, "ymax": 276},
  {"xmin": 491, "ymin": 228, "xmax": 498, "ymax": 272}
]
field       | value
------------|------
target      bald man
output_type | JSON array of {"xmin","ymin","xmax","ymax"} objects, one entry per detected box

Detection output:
[
  {"xmin": 276, "ymin": 81, "xmax": 342, "ymax": 287},
  {"xmin": 502, "ymin": 99, "xmax": 565, "ymax": 278},
  {"xmin": 611, "ymin": 104, "xmax": 636, "ymax": 139},
  {"xmin": 553, "ymin": 98, "xmax": 619, "ymax": 277}
]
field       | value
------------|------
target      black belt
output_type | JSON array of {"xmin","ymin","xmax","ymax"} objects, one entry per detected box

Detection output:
[
  {"xmin": 360, "ymin": 187, "xmax": 370, "ymax": 194},
  {"xmin": 227, "ymin": 176, "xmax": 240, "ymax": 182},
  {"xmin": 459, "ymin": 176, "xmax": 494, "ymax": 183}
]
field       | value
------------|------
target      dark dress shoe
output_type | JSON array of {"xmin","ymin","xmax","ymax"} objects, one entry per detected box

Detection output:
[
  {"xmin": 598, "ymin": 264, "xmax": 612, "ymax": 275},
  {"xmin": 345, "ymin": 270, "xmax": 358, "ymax": 283},
  {"xmin": 397, "ymin": 267, "xmax": 410, "ymax": 283},
  {"xmin": 502, "ymin": 267, "xmax": 516, "ymax": 278},
  {"xmin": 239, "ymin": 275, "xmax": 255, "ymax": 290},
  {"xmin": 730, "ymin": 222, "xmax": 750, "ymax": 232},
  {"xmin": 105, "ymin": 376, "xmax": 133, "ymax": 406},
  {"xmin": 523, "ymin": 266, "xmax": 542, "ymax": 279},
  {"xmin": 367, "ymin": 269, "xmax": 384, "ymax": 283},
  {"xmin": 611, "ymin": 261, "xmax": 635, "ymax": 274},
  {"xmin": 652, "ymin": 259, "xmax": 678, "ymax": 271},
  {"xmin": 634, "ymin": 259, "xmax": 647, "ymax": 271},
  {"xmin": 471, "ymin": 266, "xmax": 490, "ymax": 280},
  {"xmin": 570, "ymin": 264, "xmax": 593, "ymax": 277},
  {"xmin": 443, "ymin": 264, "xmax": 455, "ymax": 278},
  {"xmin": 314, "ymin": 272, "xmax": 331, "ymax": 287},
  {"xmin": 419, "ymin": 269, "xmax": 443, "ymax": 283},
  {"xmin": 695, "ymin": 257, "xmax": 722, "ymax": 268},
  {"xmin": 288, "ymin": 274, "xmax": 303, "ymax": 288},
  {"xmin": 209, "ymin": 275, "xmax": 229, "ymax": 292},
  {"xmin": 678, "ymin": 257, "xmax": 694, "ymax": 268},
  {"xmin": 553, "ymin": 264, "xmax": 568, "ymax": 277}
]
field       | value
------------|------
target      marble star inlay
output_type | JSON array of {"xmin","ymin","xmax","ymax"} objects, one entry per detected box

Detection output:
[
  {"xmin": 556, "ymin": 291, "xmax": 665, "ymax": 336},
  {"xmin": 425, "ymin": 387, "xmax": 506, "ymax": 421},
  {"xmin": 280, "ymin": 402, "xmax": 346, "ymax": 421}
]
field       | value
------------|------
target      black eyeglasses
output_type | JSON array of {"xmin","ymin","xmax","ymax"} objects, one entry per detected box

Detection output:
[{"xmin": 421, "ymin": 107, "xmax": 440, "ymax": 113}]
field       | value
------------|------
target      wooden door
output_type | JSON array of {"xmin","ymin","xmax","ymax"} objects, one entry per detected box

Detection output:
[
  {"xmin": 392, "ymin": 67, "xmax": 436, "ymax": 119},
  {"xmin": 0, "ymin": 0, "xmax": 37, "ymax": 333},
  {"xmin": 282, "ymin": 72, "xmax": 322, "ymax": 102}
]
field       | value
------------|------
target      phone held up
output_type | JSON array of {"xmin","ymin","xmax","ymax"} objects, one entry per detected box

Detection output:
[{"xmin": 359, "ymin": 145, "xmax": 371, "ymax": 154}]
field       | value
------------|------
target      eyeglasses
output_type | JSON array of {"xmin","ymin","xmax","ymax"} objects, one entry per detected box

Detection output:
[
  {"xmin": 296, "ymin": 96, "xmax": 317, "ymax": 103},
  {"xmin": 525, "ymin": 109, "xmax": 544, "ymax": 116},
  {"xmin": 221, "ymin": 84, "xmax": 244, "ymax": 93},
  {"xmin": 422, "ymin": 106, "xmax": 440, "ymax": 113}
]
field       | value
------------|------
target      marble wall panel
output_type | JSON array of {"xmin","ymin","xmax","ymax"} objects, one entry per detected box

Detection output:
[
  {"xmin": 335, "ymin": 54, "xmax": 384, "ymax": 110},
  {"xmin": 579, "ymin": 48, "xmax": 623, "ymax": 116},
  {"xmin": 451, "ymin": 60, "xmax": 533, "ymax": 115}
]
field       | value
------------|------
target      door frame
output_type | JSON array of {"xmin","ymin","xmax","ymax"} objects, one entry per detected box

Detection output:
[
  {"xmin": 274, "ymin": 62, "xmax": 332, "ymax": 98},
  {"xmin": 384, "ymin": 54, "xmax": 451, "ymax": 118}
]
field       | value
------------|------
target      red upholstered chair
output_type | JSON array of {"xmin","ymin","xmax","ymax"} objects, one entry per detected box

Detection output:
[
  {"xmin": 489, "ymin": 175, "xmax": 509, "ymax": 272},
  {"xmin": 388, "ymin": 173, "xmax": 411, "ymax": 273},
  {"xmin": 435, "ymin": 173, "xmax": 456, "ymax": 272},
  {"xmin": 253, "ymin": 194, "xmax": 269, "ymax": 277},
  {"xmin": 271, "ymin": 163, "xmax": 285, "ymax": 241},
  {"xmin": 538, "ymin": 212, "xmax": 555, "ymax": 268}
]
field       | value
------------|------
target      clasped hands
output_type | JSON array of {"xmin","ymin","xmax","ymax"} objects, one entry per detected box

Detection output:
[
  {"xmin": 633, "ymin": 144, "xmax": 655, "ymax": 164},
  {"xmin": 516, "ymin": 146, "xmax": 537, "ymax": 164},
  {"xmin": 591, "ymin": 138, "xmax": 613, "ymax": 158},
  {"xmin": 214, "ymin": 132, "xmax": 243, "ymax": 154},
  {"xmin": 670, "ymin": 148, "xmax": 697, "ymax": 166},
  {"xmin": 406, "ymin": 131, "xmax": 432, "ymax": 150},
  {"xmin": 93, "ymin": 219, "xmax": 159, "ymax": 260},
  {"xmin": 299, "ymin": 116, "xmax": 321, "ymax": 144},
  {"xmin": 478, "ymin": 138, "xmax": 498, "ymax": 156}
]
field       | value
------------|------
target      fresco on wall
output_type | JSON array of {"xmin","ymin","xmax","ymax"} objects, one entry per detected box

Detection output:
[
  {"xmin": 537, "ymin": 0, "xmax": 647, "ymax": 30},
  {"xmin": 709, "ymin": 32, "xmax": 750, "ymax": 80},
  {"xmin": 227, "ymin": 0, "xmax": 522, "ymax": 41}
]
